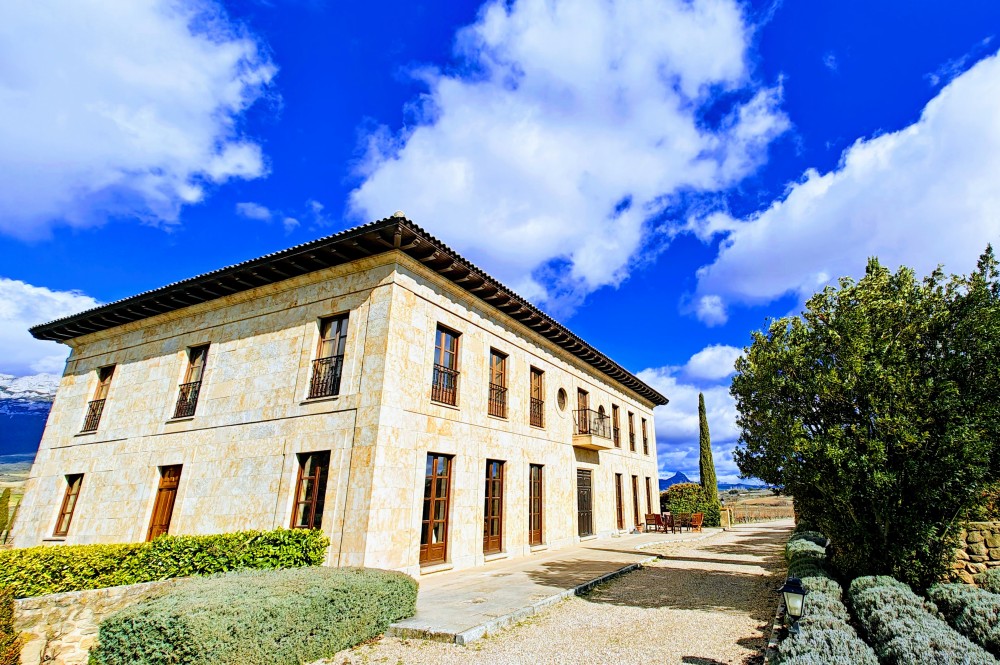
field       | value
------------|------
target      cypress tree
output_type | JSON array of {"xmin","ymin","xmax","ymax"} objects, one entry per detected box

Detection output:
[
  {"xmin": 698, "ymin": 392, "xmax": 718, "ymax": 501},
  {"xmin": 0, "ymin": 489, "xmax": 8, "ymax": 535}
]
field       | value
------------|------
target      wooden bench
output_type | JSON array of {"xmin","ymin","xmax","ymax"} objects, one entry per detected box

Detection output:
[
  {"xmin": 644, "ymin": 513, "xmax": 665, "ymax": 532},
  {"xmin": 690, "ymin": 512, "xmax": 704, "ymax": 532}
]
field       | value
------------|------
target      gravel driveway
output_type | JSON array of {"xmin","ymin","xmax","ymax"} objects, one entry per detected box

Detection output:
[{"xmin": 321, "ymin": 520, "xmax": 792, "ymax": 665}]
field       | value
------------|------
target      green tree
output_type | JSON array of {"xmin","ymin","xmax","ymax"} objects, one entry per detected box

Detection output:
[
  {"xmin": 698, "ymin": 392, "xmax": 719, "ymax": 502},
  {"xmin": 0, "ymin": 489, "xmax": 9, "ymax": 535},
  {"xmin": 732, "ymin": 250, "xmax": 1000, "ymax": 590}
]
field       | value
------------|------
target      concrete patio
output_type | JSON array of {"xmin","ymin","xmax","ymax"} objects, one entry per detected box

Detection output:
[{"xmin": 388, "ymin": 527, "xmax": 723, "ymax": 644}]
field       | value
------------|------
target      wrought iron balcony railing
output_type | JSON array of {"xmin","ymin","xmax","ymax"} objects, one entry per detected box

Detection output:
[
  {"xmin": 431, "ymin": 364, "xmax": 459, "ymax": 405},
  {"xmin": 308, "ymin": 354, "xmax": 345, "ymax": 399},
  {"xmin": 81, "ymin": 399, "xmax": 106, "ymax": 432},
  {"xmin": 173, "ymin": 380, "xmax": 202, "ymax": 419},
  {"xmin": 530, "ymin": 397, "xmax": 544, "ymax": 427},
  {"xmin": 574, "ymin": 408, "xmax": 612, "ymax": 439},
  {"xmin": 488, "ymin": 382, "xmax": 507, "ymax": 418}
]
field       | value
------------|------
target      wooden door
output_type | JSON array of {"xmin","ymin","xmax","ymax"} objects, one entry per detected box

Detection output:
[
  {"xmin": 483, "ymin": 460, "xmax": 504, "ymax": 554},
  {"xmin": 631, "ymin": 475, "xmax": 640, "ymax": 527},
  {"xmin": 420, "ymin": 454, "xmax": 452, "ymax": 565},
  {"xmin": 577, "ymin": 469, "xmax": 593, "ymax": 537},
  {"xmin": 147, "ymin": 465, "xmax": 182, "ymax": 541},
  {"xmin": 528, "ymin": 464, "xmax": 543, "ymax": 546},
  {"xmin": 615, "ymin": 473, "xmax": 625, "ymax": 530}
]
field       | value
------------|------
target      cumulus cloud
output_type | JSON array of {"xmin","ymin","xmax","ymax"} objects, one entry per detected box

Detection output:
[
  {"xmin": 0, "ymin": 279, "xmax": 101, "ymax": 376},
  {"xmin": 350, "ymin": 0, "xmax": 787, "ymax": 312},
  {"xmin": 0, "ymin": 0, "xmax": 275, "ymax": 237},
  {"xmin": 638, "ymin": 346, "xmax": 745, "ymax": 483},
  {"xmin": 694, "ymin": 49, "xmax": 1000, "ymax": 322},
  {"xmin": 236, "ymin": 202, "xmax": 273, "ymax": 221}
]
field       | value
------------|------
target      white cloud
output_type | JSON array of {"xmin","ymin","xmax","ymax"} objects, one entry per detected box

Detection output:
[
  {"xmin": 0, "ymin": 279, "xmax": 101, "ymax": 376},
  {"xmin": 282, "ymin": 217, "xmax": 300, "ymax": 232},
  {"xmin": 694, "ymin": 294, "xmax": 728, "ymax": 327},
  {"xmin": 350, "ymin": 0, "xmax": 787, "ymax": 312},
  {"xmin": 695, "ymin": 49, "xmax": 1000, "ymax": 316},
  {"xmin": 236, "ymin": 202, "xmax": 273, "ymax": 221},
  {"xmin": 0, "ymin": 0, "xmax": 275, "ymax": 237},
  {"xmin": 638, "ymin": 347, "xmax": 743, "ymax": 483}
]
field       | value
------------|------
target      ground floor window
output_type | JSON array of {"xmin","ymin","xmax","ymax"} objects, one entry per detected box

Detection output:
[
  {"xmin": 147, "ymin": 465, "xmax": 182, "ymax": 541},
  {"xmin": 421, "ymin": 453, "xmax": 452, "ymax": 565},
  {"xmin": 291, "ymin": 451, "xmax": 330, "ymax": 529},
  {"xmin": 54, "ymin": 474, "xmax": 83, "ymax": 537},
  {"xmin": 483, "ymin": 459, "xmax": 505, "ymax": 554},
  {"xmin": 577, "ymin": 469, "xmax": 593, "ymax": 537},
  {"xmin": 631, "ymin": 475, "xmax": 640, "ymax": 528},
  {"xmin": 615, "ymin": 473, "xmax": 624, "ymax": 530},
  {"xmin": 529, "ymin": 464, "xmax": 543, "ymax": 546}
]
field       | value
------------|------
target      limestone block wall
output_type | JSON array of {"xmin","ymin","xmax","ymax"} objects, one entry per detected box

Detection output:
[
  {"xmin": 14, "ymin": 579, "xmax": 186, "ymax": 665},
  {"xmin": 950, "ymin": 521, "xmax": 1000, "ymax": 584}
]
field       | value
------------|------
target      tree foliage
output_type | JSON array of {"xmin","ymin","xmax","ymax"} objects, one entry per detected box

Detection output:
[
  {"xmin": 732, "ymin": 249, "xmax": 1000, "ymax": 590},
  {"xmin": 698, "ymin": 392, "xmax": 719, "ymax": 501}
]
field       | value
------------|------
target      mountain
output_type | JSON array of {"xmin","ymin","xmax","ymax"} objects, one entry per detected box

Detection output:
[
  {"xmin": 0, "ymin": 373, "xmax": 58, "ymax": 458},
  {"xmin": 659, "ymin": 472, "xmax": 692, "ymax": 491}
]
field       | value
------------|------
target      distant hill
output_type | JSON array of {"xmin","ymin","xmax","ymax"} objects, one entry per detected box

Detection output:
[
  {"xmin": 0, "ymin": 373, "xmax": 58, "ymax": 458},
  {"xmin": 659, "ymin": 472, "xmax": 692, "ymax": 491}
]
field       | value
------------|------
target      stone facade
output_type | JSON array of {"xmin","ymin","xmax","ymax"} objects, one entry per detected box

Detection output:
[
  {"xmin": 949, "ymin": 521, "xmax": 1000, "ymax": 584},
  {"xmin": 14, "ymin": 579, "xmax": 185, "ymax": 665},
  {"xmin": 15, "ymin": 244, "xmax": 662, "ymax": 578}
]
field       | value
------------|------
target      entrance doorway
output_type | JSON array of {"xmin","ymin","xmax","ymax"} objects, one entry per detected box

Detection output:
[
  {"xmin": 483, "ymin": 459, "xmax": 504, "ymax": 554},
  {"xmin": 577, "ymin": 469, "xmax": 593, "ymax": 537},
  {"xmin": 420, "ymin": 453, "xmax": 452, "ymax": 565}
]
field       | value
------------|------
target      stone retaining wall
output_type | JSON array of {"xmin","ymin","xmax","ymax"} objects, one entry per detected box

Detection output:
[
  {"xmin": 950, "ymin": 521, "xmax": 1000, "ymax": 584},
  {"xmin": 14, "ymin": 579, "xmax": 186, "ymax": 665}
]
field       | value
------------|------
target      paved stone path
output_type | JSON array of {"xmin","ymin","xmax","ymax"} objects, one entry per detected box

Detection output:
[{"xmin": 322, "ymin": 520, "xmax": 793, "ymax": 665}]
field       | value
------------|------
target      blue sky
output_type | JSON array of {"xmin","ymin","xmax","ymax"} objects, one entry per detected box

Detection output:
[{"xmin": 2, "ymin": 0, "xmax": 1000, "ymax": 482}]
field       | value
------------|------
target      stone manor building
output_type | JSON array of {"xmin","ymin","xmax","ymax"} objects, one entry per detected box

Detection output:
[{"xmin": 15, "ymin": 215, "xmax": 667, "ymax": 577}]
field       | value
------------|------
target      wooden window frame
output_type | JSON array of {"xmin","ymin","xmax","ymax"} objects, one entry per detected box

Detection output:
[
  {"xmin": 612, "ymin": 404, "xmax": 620, "ymax": 447},
  {"xmin": 431, "ymin": 325, "xmax": 461, "ymax": 406},
  {"xmin": 483, "ymin": 459, "xmax": 505, "ymax": 554},
  {"xmin": 53, "ymin": 474, "xmax": 83, "ymax": 537},
  {"xmin": 147, "ymin": 465, "xmax": 182, "ymax": 541},
  {"xmin": 488, "ymin": 349, "xmax": 508, "ymax": 418},
  {"xmin": 628, "ymin": 411, "xmax": 636, "ymax": 452},
  {"xmin": 420, "ymin": 453, "xmax": 453, "ymax": 565},
  {"xmin": 645, "ymin": 477, "xmax": 653, "ymax": 516},
  {"xmin": 309, "ymin": 315, "xmax": 349, "ymax": 399},
  {"xmin": 615, "ymin": 473, "xmax": 625, "ymax": 530},
  {"xmin": 290, "ymin": 451, "xmax": 331, "ymax": 530},
  {"xmin": 81, "ymin": 365, "xmax": 115, "ymax": 432},
  {"xmin": 528, "ymin": 464, "xmax": 543, "ymax": 546},
  {"xmin": 642, "ymin": 418, "xmax": 649, "ymax": 455},
  {"xmin": 631, "ymin": 475, "xmax": 640, "ymax": 528},
  {"xmin": 529, "ymin": 367, "xmax": 544, "ymax": 428},
  {"xmin": 173, "ymin": 345, "xmax": 209, "ymax": 419}
]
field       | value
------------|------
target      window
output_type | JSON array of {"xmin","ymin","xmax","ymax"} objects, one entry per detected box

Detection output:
[
  {"xmin": 642, "ymin": 418, "xmax": 649, "ymax": 455},
  {"xmin": 615, "ymin": 473, "xmax": 624, "ymax": 530},
  {"xmin": 82, "ymin": 366, "xmax": 115, "ymax": 432},
  {"xmin": 431, "ymin": 326, "xmax": 460, "ymax": 405},
  {"xmin": 53, "ymin": 474, "xmax": 83, "ymax": 537},
  {"xmin": 421, "ymin": 453, "xmax": 452, "ymax": 565},
  {"xmin": 309, "ymin": 315, "xmax": 348, "ymax": 399},
  {"xmin": 628, "ymin": 412, "xmax": 636, "ymax": 451},
  {"xmin": 576, "ymin": 469, "xmax": 593, "ymax": 537},
  {"xmin": 631, "ymin": 475, "xmax": 640, "ymax": 527},
  {"xmin": 147, "ymin": 465, "xmax": 182, "ymax": 541},
  {"xmin": 529, "ymin": 367, "xmax": 544, "ymax": 428},
  {"xmin": 576, "ymin": 389, "xmax": 591, "ymax": 434},
  {"xmin": 291, "ymin": 451, "xmax": 330, "ymax": 529},
  {"xmin": 646, "ymin": 477, "xmax": 653, "ymax": 516},
  {"xmin": 173, "ymin": 345, "xmax": 209, "ymax": 418},
  {"xmin": 528, "ymin": 464, "xmax": 543, "ymax": 546},
  {"xmin": 483, "ymin": 460, "xmax": 505, "ymax": 554},
  {"xmin": 611, "ymin": 404, "xmax": 620, "ymax": 447},
  {"xmin": 488, "ymin": 349, "xmax": 507, "ymax": 418}
]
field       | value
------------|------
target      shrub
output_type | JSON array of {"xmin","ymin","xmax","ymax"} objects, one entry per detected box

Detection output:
[
  {"xmin": 663, "ymin": 483, "xmax": 720, "ymax": 527},
  {"xmin": 928, "ymin": 583, "xmax": 1000, "ymax": 656},
  {"xmin": 775, "ymin": 531, "xmax": 878, "ymax": 665},
  {"xmin": 981, "ymin": 568, "xmax": 1000, "ymax": 595},
  {"xmin": 88, "ymin": 567, "xmax": 417, "ymax": 665},
  {"xmin": 0, "ymin": 587, "xmax": 20, "ymax": 665},
  {"xmin": 849, "ymin": 575, "xmax": 998, "ymax": 664},
  {"xmin": 0, "ymin": 528, "xmax": 328, "ymax": 598}
]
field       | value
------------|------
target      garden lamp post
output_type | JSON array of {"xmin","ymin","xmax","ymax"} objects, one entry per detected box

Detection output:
[{"xmin": 779, "ymin": 577, "xmax": 807, "ymax": 635}]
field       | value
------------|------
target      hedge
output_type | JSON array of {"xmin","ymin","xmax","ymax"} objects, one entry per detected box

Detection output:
[
  {"xmin": 928, "ymin": 583, "xmax": 1000, "ymax": 656},
  {"xmin": 0, "ymin": 587, "xmax": 19, "ymax": 665},
  {"xmin": 88, "ymin": 567, "xmax": 417, "ymax": 665},
  {"xmin": 775, "ymin": 531, "xmax": 878, "ymax": 665},
  {"xmin": 662, "ymin": 483, "xmax": 720, "ymax": 527},
  {"xmin": 982, "ymin": 568, "xmax": 1000, "ymax": 595},
  {"xmin": 0, "ymin": 528, "xmax": 329, "ymax": 598},
  {"xmin": 849, "ymin": 575, "xmax": 998, "ymax": 664}
]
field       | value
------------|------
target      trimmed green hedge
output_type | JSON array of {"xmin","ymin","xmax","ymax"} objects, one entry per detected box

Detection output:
[
  {"xmin": 775, "ymin": 531, "xmax": 878, "ymax": 665},
  {"xmin": 88, "ymin": 567, "xmax": 417, "ymax": 665},
  {"xmin": 982, "ymin": 568, "xmax": 1000, "ymax": 595},
  {"xmin": 849, "ymin": 575, "xmax": 998, "ymax": 664},
  {"xmin": 0, "ymin": 529, "xmax": 329, "ymax": 598},
  {"xmin": 662, "ymin": 483, "xmax": 720, "ymax": 527},
  {"xmin": 0, "ymin": 587, "xmax": 20, "ymax": 665},
  {"xmin": 928, "ymin": 583, "xmax": 1000, "ymax": 656}
]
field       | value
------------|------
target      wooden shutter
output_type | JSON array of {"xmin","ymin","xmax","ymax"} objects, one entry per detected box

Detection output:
[{"xmin": 147, "ymin": 465, "xmax": 182, "ymax": 541}]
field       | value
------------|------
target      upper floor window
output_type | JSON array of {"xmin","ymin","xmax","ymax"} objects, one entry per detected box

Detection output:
[
  {"xmin": 529, "ymin": 367, "xmax": 544, "ymax": 428},
  {"xmin": 81, "ymin": 365, "xmax": 114, "ymax": 432},
  {"xmin": 309, "ymin": 315, "xmax": 348, "ymax": 399},
  {"xmin": 642, "ymin": 418, "xmax": 649, "ymax": 455},
  {"xmin": 53, "ymin": 474, "xmax": 83, "ymax": 537},
  {"xmin": 291, "ymin": 451, "xmax": 330, "ymax": 530},
  {"xmin": 431, "ymin": 325, "xmax": 460, "ymax": 405},
  {"xmin": 174, "ymin": 344, "xmax": 209, "ymax": 419},
  {"xmin": 628, "ymin": 411, "xmax": 636, "ymax": 451},
  {"xmin": 488, "ymin": 349, "xmax": 508, "ymax": 418},
  {"xmin": 612, "ymin": 404, "xmax": 621, "ymax": 447}
]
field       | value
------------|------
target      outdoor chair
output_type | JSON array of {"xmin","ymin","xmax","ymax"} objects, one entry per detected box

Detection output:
[
  {"xmin": 676, "ymin": 512, "xmax": 692, "ymax": 531},
  {"xmin": 644, "ymin": 514, "xmax": 664, "ymax": 532},
  {"xmin": 690, "ymin": 512, "xmax": 704, "ymax": 532},
  {"xmin": 662, "ymin": 512, "xmax": 678, "ymax": 534}
]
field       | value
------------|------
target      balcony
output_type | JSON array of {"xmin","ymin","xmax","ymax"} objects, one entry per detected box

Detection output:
[
  {"xmin": 573, "ymin": 408, "xmax": 613, "ymax": 451},
  {"xmin": 173, "ymin": 381, "xmax": 202, "ymax": 419},
  {"xmin": 488, "ymin": 382, "xmax": 507, "ymax": 418},
  {"xmin": 530, "ymin": 397, "xmax": 544, "ymax": 427},
  {"xmin": 431, "ymin": 364, "xmax": 459, "ymax": 406},
  {"xmin": 308, "ymin": 355, "xmax": 344, "ymax": 399},
  {"xmin": 81, "ymin": 399, "xmax": 105, "ymax": 432}
]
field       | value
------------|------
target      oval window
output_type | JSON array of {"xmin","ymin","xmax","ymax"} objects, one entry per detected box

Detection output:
[{"xmin": 557, "ymin": 388, "xmax": 567, "ymax": 411}]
